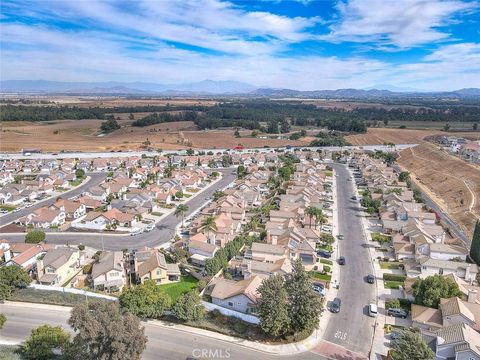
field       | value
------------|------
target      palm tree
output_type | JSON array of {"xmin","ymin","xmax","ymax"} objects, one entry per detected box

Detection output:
[
  {"xmin": 174, "ymin": 204, "xmax": 189, "ymax": 228},
  {"xmin": 305, "ymin": 206, "xmax": 317, "ymax": 228},
  {"xmin": 314, "ymin": 208, "xmax": 327, "ymax": 230},
  {"xmin": 200, "ymin": 215, "xmax": 217, "ymax": 242}
]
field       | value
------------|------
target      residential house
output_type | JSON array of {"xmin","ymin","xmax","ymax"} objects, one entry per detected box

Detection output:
[
  {"xmin": 133, "ymin": 247, "xmax": 181, "ymax": 284},
  {"xmin": 36, "ymin": 247, "xmax": 81, "ymax": 286},
  {"xmin": 91, "ymin": 251, "xmax": 127, "ymax": 292}
]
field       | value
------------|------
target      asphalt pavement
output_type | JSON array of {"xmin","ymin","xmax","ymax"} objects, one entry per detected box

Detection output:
[
  {"xmin": 0, "ymin": 302, "xmax": 327, "ymax": 360},
  {"xmin": 321, "ymin": 164, "xmax": 376, "ymax": 356},
  {"xmin": 0, "ymin": 169, "xmax": 236, "ymax": 251},
  {"xmin": 0, "ymin": 173, "xmax": 106, "ymax": 227}
]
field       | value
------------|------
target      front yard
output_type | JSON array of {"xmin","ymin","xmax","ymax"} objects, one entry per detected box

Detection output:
[
  {"xmin": 371, "ymin": 232, "xmax": 392, "ymax": 244},
  {"xmin": 309, "ymin": 271, "xmax": 332, "ymax": 282},
  {"xmin": 379, "ymin": 261, "xmax": 403, "ymax": 270},
  {"xmin": 158, "ymin": 275, "xmax": 198, "ymax": 303},
  {"xmin": 383, "ymin": 273, "xmax": 406, "ymax": 289}
]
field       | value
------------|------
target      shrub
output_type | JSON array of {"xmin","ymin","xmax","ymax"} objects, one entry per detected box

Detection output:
[
  {"xmin": 323, "ymin": 265, "xmax": 331, "ymax": 273},
  {"xmin": 383, "ymin": 274, "xmax": 407, "ymax": 282},
  {"xmin": 385, "ymin": 298, "xmax": 401, "ymax": 309},
  {"xmin": 25, "ymin": 230, "xmax": 46, "ymax": 244}
]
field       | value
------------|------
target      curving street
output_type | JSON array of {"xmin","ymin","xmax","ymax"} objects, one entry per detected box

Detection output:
[{"xmin": 0, "ymin": 169, "xmax": 236, "ymax": 251}]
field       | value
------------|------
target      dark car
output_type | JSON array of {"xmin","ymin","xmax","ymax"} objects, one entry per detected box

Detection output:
[
  {"xmin": 366, "ymin": 274, "xmax": 375, "ymax": 284},
  {"xmin": 351, "ymin": 195, "xmax": 357, "ymax": 200},
  {"xmin": 338, "ymin": 256, "xmax": 346, "ymax": 265},
  {"xmin": 387, "ymin": 308, "xmax": 408, "ymax": 318},
  {"xmin": 317, "ymin": 250, "xmax": 332, "ymax": 258},
  {"xmin": 330, "ymin": 297, "xmax": 341, "ymax": 313}
]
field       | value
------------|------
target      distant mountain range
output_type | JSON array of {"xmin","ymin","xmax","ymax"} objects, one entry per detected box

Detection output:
[{"xmin": 1, "ymin": 80, "xmax": 479, "ymax": 99}]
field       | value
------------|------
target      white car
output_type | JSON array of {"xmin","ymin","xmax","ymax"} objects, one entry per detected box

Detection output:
[{"xmin": 130, "ymin": 229, "xmax": 144, "ymax": 236}]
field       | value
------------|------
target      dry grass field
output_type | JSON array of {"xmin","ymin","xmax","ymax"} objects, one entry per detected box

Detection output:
[
  {"xmin": 0, "ymin": 120, "xmax": 310, "ymax": 152},
  {"xmin": 397, "ymin": 142, "xmax": 480, "ymax": 237}
]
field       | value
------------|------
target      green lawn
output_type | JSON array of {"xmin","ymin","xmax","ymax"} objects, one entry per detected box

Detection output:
[
  {"xmin": 371, "ymin": 232, "xmax": 391, "ymax": 244},
  {"xmin": 316, "ymin": 244, "xmax": 333, "ymax": 252},
  {"xmin": 309, "ymin": 271, "xmax": 332, "ymax": 282},
  {"xmin": 380, "ymin": 261, "xmax": 402, "ymax": 270},
  {"xmin": 325, "ymin": 170, "xmax": 333, "ymax": 177},
  {"xmin": 151, "ymin": 212, "xmax": 164, "ymax": 217},
  {"xmin": 69, "ymin": 178, "xmax": 84, "ymax": 187},
  {"xmin": 0, "ymin": 204, "xmax": 15, "ymax": 211},
  {"xmin": 159, "ymin": 275, "xmax": 198, "ymax": 303},
  {"xmin": 319, "ymin": 258, "xmax": 333, "ymax": 265},
  {"xmin": 384, "ymin": 281, "xmax": 404, "ymax": 289}
]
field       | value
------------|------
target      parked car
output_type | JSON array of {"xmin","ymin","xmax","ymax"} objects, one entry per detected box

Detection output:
[
  {"xmin": 351, "ymin": 196, "xmax": 357, "ymax": 200},
  {"xmin": 317, "ymin": 250, "xmax": 332, "ymax": 258},
  {"xmin": 130, "ymin": 228, "xmax": 144, "ymax": 236},
  {"xmin": 366, "ymin": 274, "xmax": 375, "ymax": 284},
  {"xmin": 337, "ymin": 234, "xmax": 344, "ymax": 240},
  {"xmin": 338, "ymin": 256, "xmax": 346, "ymax": 265},
  {"xmin": 312, "ymin": 283, "xmax": 326, "ymax": 297},
  {"xmin": 387, "ymin": 308, "xmax": 408, "ymax": 318},
  {"xmin": 330, "ymin": 297, "xmax": 341, "ymax": 313},
  {"xmin": 144, "ymin": 224, "xmax": 155, "ymax": 232},
  {"xmin": 368, "ymin": 303, "xmax": 378, "ymax": 317}
]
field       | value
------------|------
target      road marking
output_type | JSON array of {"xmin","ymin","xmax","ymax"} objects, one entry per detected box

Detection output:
[{"xmin": 334, "ymin": 330, "xmax": 347, "ymax": 341}]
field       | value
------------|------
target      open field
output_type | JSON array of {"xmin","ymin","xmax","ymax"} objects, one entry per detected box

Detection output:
[
  {"xmin": 346, "ymin": 128, "xmax": 480, "ymax": 145},
  {"xmin": 397, "ymin": 142, "xmax": 480, "ymax": 237},
  {"xmin": 0, "ymin": 119, "xmax": 311, "ymax": 152}
]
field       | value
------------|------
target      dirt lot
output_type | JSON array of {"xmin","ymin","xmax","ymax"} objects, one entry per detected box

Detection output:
[
  {"xmin": 397, "ymin": 142, "xmax": 480, "ymax": 238},
  {"xmin": 346, "ymin": 128, "xmax": 480, "ymax": 145},
  {"xmin": 0, "ymin": 120, "xmax": 310, "ymax": 152}
]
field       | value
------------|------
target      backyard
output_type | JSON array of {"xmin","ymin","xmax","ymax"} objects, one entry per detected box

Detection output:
[{"xmin": 159, "ymin": 275, "xmax": 198, "ymax": 302}]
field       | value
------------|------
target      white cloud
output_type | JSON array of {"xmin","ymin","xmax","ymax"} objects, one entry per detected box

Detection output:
[{"xmin": 322, "ymin": 0, "xmax": 476, "ymax": 48}]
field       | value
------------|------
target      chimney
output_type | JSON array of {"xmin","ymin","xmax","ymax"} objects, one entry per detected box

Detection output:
[{"xmin": 468, "ymin": 289, "xmax": 478, "ymax": 303}]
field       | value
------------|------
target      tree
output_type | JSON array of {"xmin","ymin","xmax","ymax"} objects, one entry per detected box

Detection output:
[
  {"xmin": 129, "ymin": 113, "xmax": 134, "ymax": 120},
  {"xmin": 237, "ymin": 165, "xmax": 247, "ymax": 179},
  {"xmin": 100, "ymin": 118, "xmax": 120, "ymax": 133},
  {"xmin": 304, "ymin": 206, "xmax": 317, "ymax": 228},
  {"xmin": 186, "ymin": 148, "xmax": 194, "ymax": 156},
  {"xmin": 175, "ymin": 190, "xmax": 184, "ymax": 199},
  {"xmin": 257, "ymin": 274, "xmax": 290, "ymax": 337},
  {"xmin": 0, "ymin": 265, "xmax": 31, "ymax": 300},
  {"xmin": 200, "ymin": 215, "xmax": 217, "ymax": 241},
  {"xmin": 174, "ymin": 204, "xmax": 189, "ymax": 228},
  {"xmin": 398, "ymin": 171, "xmax": 410, "ymax": 182},
  {"xmin": 470, "ymin": 220, "xmax": 480, "ymax": 265},
  {"xmin": 234, "ymin": 129, "xmax": 241, "ymax": 138},
  {"xmin": 0, "ymin": 313, "xmax": 5, "ymax": 329},
  {"xmin": 285, "ymin": 259, "xmax": 321, "ymax": 334},
  {"xmin": 14, "ymin": 174, "xmax": 22, "ymax": 184},
  {"xmin": 119, "ymin": 280, "xmax": 171, "ymax": 318},
  {"xmin": 266, "ymin": 120, "xmax": 278, "ymax": 134},
  {"xmin": 391, "ymin": 329, "xmax": 435, "ymax": 360},
  {"xmin": 25, "ymin": 229, "xmax": 46, "ymax": 244},
  {"xmin": 23, "ymin": 325, "xmax": 70, "ymax": 360},
  {"xmin": 172, "ymin": 291, "xmax": 205, "ymax": 321},
  {"xmin": 280, "ymin": 120, "xmax": 290, "ymax": 133},
  {"xmin": 412, "ymin": 274, "xmax": 462, "ymax": 308},
  {"xmin": 75, "ymin": 169, "xmax": 85, "ymax": 179},
  {"xmin": 443, "ymin": 123, "xmax": 451, "ymax": 132},
  {"xmin": 278, "ymin": 165, "xmax": 293, "ymax": 181},
  {"xmin": 67, "ymin": 301, "xmax": 147, "ymax": 360},
  {"xmin": 213, "ymin": 190, "xmax": 225, "ymax": 201},
  {"xmin": 474, "ymin": 122, "xmax": 479, "ymax": 130},
  {"xmin": 313, "ymin": 208, "xmax": 327, "ymax": 229}
]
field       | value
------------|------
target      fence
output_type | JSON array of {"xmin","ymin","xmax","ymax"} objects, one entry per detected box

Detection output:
[
  {"xmin": 29, "ymin": 284, "xmax": 117, "ymax": 301},
  {"xmin": 202, "ymin": 301, "xmax": 260, "ymax": 324}
]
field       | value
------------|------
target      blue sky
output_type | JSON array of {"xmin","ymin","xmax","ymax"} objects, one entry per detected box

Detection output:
[{"xmin": 1, "ymin": 0, "xmax": 479, "ymax": 90}]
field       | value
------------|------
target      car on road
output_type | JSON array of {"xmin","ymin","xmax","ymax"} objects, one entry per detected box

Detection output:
[
  {"xmin": 130, "ymin": 228, "xmax": 144, "ymax": 236},
  {"xmin": 338, "ymin": 256, "xmax": 346, "ymax": 265},
  {"xmin": 387, "ymin": 308, "xmax": 408, "ymax": 318},
  {"xmin": 368, "ymin": 303, "xmax": 378, "ymax": 317},
  {"xmin": 330, "ymin": 298, "xmax": 341, "ymax": 313},
  {"xmin": 337, "ymin": 234, "xmax": 344, "ymax": 240},
  {"xmin": 144, "ymin": 224, "xmax": 155, "ymax": 232},
  {"xmin": 351, "ymin": 195, "xmax": 357, "ymax": 200},
  {"xmin": 317, "ymin": 250, "xmax": 332, "ymax": 258},
  {"xmin": 0, "ymin": 209, "xmax": 8, "ymax": 214},
  {"xmin": 366, "ymin": 274, "xmax": 375, "ymax": 284}
]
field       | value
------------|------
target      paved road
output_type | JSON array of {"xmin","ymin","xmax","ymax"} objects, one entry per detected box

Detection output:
[
  {"xmin": 0, "ymin": 303, "xmax": 327, "ymax": 360},
  {"xmin": 0, "ymin": 170, "xmax": 236, "ymax": 251},
  {"xmin": 1, "ymin": 144, "xmax": 417, "ymax": 161},
  {"xmin": 0, "ymin": 173, "xmax": 106, "ymax": 227},
  {"xmin": 322, "ymin": 164, "xmax": 376, "ymax": 356}
]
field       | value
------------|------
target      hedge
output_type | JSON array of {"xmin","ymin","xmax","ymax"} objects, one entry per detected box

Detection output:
[{"xmin": 383, "ymin": 273, "xmax": 407, "ymax": 282}]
